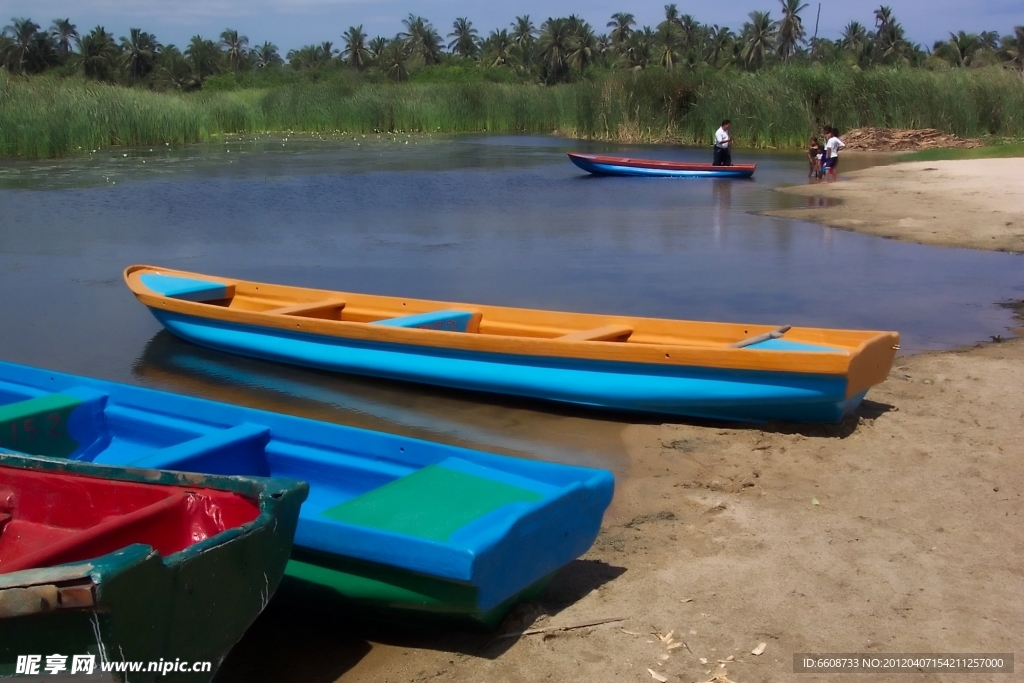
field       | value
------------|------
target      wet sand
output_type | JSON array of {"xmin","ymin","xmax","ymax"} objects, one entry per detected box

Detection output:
[{"xmin": 767, "ymin": 158, "xmax": 1024, "ymax": 252}]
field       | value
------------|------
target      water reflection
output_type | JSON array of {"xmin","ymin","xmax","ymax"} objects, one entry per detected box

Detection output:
[
  {"xmin": 712, "ymin": 179, "xmax": 731, "ymax": 246},
  {"xmin": 132, "ymin": 331, "xmax": 630, "ymax": 474}
]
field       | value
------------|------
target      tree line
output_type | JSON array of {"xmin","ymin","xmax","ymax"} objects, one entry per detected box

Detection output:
[{"xmin": 1, "ymin": 3, "xmax": 1022, "ymax": 90}]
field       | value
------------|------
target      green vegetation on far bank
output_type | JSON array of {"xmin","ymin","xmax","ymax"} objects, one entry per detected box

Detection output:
[
  {"xmin": 3, "ymin": 65, "xmax": 1024, "ymax": 159},
  {"xmin": 898, "ymin": 142, "xmax": 1024, "ymax": 162}
]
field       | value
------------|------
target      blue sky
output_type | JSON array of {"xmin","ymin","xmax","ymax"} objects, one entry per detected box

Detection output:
[{"xmin": 2, "ymin": 0, "xmax": 1018, "ymax": 52}]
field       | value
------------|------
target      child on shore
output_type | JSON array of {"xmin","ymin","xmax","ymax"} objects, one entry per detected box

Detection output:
[
  {"xmin": 808, "ymin": 137, "xmax": 822, "ymax": 178},
  {"xmin": 823, "ymin": 127, "xmax": 845, "ymax": 182}
]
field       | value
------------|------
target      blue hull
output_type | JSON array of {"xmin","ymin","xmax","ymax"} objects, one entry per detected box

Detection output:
[
  {"xmin": 0, "ymin": 359, "xmax": 614, "ymax": 616},
  {"xmin": 151, "ymin": 308, "xmax": 865, "ymax": 424},
  {"xmin": 569, "ymin": 155, "xmax": 755, "ymax": 179}
]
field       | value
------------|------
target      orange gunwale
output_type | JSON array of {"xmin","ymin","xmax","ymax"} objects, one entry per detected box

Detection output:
[
  {"xmin": 567, "ymin": 153, "xmax": 757, "ymax": 172},
  {"xmin": 125, "ymin": 265, "xmax": 900, "ymax": 399}
]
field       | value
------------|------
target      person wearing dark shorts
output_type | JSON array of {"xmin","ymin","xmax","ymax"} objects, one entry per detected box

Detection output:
[
  {"xmin": 713, "ymin": 120, "xmax": 732, "ymax": 166},
  {"xmin": 824, "ymin": 126, "xmax": 845, "ymax": 181}
]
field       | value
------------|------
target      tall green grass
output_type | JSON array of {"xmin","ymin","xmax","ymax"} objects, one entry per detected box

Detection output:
[
  {"xmin": 3, "ymin": 66, "xmax": 1024, "ymax": 158},
  {"xmin": 0, "ymin": 73, "xmax": 259, "ymax": 157}
]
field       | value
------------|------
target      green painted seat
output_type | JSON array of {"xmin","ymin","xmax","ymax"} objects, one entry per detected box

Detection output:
[{"xmin": 320, "ymin": 461, "xmax": 546, "ymax": 542}]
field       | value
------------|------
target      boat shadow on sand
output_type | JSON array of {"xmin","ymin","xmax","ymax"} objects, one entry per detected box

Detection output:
[
  {"xmin": 215, "ymin": 559, "xmax": 627, "ymax": 683},
  {"xmin": 134, "ymin": 332, "xmax": 894, "ymax": 459}
]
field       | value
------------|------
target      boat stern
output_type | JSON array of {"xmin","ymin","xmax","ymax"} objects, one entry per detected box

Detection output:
[{"xmin": 846, "ymin": 331, "xmax": 901, "ymax": 400}]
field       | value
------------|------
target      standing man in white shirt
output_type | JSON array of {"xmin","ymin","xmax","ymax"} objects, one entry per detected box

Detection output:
[
  {"xmin": 713, "ymin": 119, "xmax": 732, "ymax": 166},
  {"xmin": 824, "ymin": 126, "xmax": 845, "ymax": 181}
]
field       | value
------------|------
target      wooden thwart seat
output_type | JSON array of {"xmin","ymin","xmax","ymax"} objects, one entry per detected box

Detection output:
[
  {"xmin": 263, "ymin": 299, "xmax": 347, "ymax": 318},
  {"xmin": 557, "ymin": 325, "xmax": 633, "ymax": 342},
  {"xmin": 139, "ymin": 274, "xmax": 235, "ymax": 303},
  {"xmin": 731, "ymin": 325, "xmax": 792, "ymax": 349},
  {"xmin": 370, "ymin": 310, "xmax": 482, "ymax": 333}
]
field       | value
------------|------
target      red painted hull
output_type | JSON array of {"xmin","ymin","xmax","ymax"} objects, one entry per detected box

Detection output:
[{"xmin": 0, "ymin": 467, "xmax": 260, "ymax": 574}]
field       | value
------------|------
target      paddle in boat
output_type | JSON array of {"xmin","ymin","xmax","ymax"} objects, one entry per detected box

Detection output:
[
  {"xmin": 0, "ymin": 359, "xmax": 614, "ymax": 626},
  {"xmin": 567, "ymin": 152, "xmax": 756, "ymax": 178},
  {"xmin": 0, "ymin": 451, "xmax": 306, "ymax": 682},
  {"xmin": 126, "ymin": 265, "xmax": 899, "ymax": 424}
]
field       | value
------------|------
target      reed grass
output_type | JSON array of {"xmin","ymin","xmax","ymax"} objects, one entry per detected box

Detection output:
[{"xmin": 3, "ymin": 66, "xmax": 1024, "ymax": 158}]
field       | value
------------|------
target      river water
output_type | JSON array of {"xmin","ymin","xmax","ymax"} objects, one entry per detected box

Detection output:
[{"xmin": 0, "ymin": 134, "xmax": 1021, "ymax": 470}]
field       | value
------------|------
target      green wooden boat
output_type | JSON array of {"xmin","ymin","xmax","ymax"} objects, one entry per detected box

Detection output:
[{"xmin": 0, "ymin": 452, "xmax": 307, "ymax": 682}]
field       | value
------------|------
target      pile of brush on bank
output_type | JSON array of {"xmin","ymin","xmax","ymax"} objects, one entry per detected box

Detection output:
[{"xmin": 840, "ymin": 127, "xmax": 984, "ymax": 151}]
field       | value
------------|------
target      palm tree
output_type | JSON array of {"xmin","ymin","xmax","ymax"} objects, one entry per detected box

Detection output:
[
  {"xmin": 705, "ymin": 25, "xmax": 734, "ymax": 67},
  {"xmin": 368, "ymin": 36, "xmax": 389, "ymax": 61},
  {"xmin": 622, "ymin": 26, "xmax": 654, "ymax": 69},
  {"xmin": 510, "ymin": 15, "xmax": 536, "ymax": 66},
  {"xmin": 341, "ymin": 25, "xmax": 371, "ymax": 69},
  {"xmin": 319, "ymin": 41, "xmax": 338, "ymax": 64},
  {"xmin": 537, "ymin": 17, "xmax": 573, "ymax": 83},
  {"xmin": 48, "ymin": 18, "xmax": 77, "ymax": 58},
  {"xmin": 594, "ymin": 33, "xmax": 614, "ymax": 67},
  {"xmin": 874, "ymin": 6, "xmax": 894, "ymax": 34},
  {"xmin": 2, "ymin": 18, "xmax": 41, "ymax": 73},
  {"xmin": 740, "ymin": 11, "xmax": 777, "ymax": 69},
  {"xmin": 153, "ymin": 44, "xmax": 195, "ymax": 90},
  {"xmin": 379, "ymin": 39, "xmax": 410, "ymax": 81},
  {"xmin": 400, "ymin": 14, "xmax": 442, "ymax": 65},
  {"xmin": 1000, "ymin": 26, "xmax": 1024, "ymax": 72},
  {"xmin": 120, "ymin": 28, "xmax": 160, "ymax": 81},
  {"xmin": 566, "ymin": 18, "xmax": 598, "ymax": 72},
  {"xmin": 220, "ymin": 29, "xmax": 248, "ymax": 72},
  {"xmin": 776, "ymin": 0, "xmax": 808, "ymax": 60},
  {"xmin": 251, "ymin": 41, "xmax": 281, "ymax": 68},
  {"xmin": 939, "ymin": 31, "xmax": 982, "ymax": 67},
  {"xmin": 662, "ymin": 4, "xmax": 680, "ymax": 26},
  {"xmin": 654, "ymin": 22, "xmax": 684, "ymax": 69},
  {"xmin": 75, "ymin": 25, "xmax": 118, "ymax": 80},
  {"xmin": 448, "ymin": 18, "xmax": 479, "ymax": 58},
  {"xmin": 185, "ymin": 35, "xmax": 220, "ymax": 84},
  {"xmin": 677, "ymin": 14, "xmax": 700, "ymax": 49},
  {"xmin": 286, "ymin": 44, "xmax": 319, "ymax": 70},
  {"xmin": 607, "ymin": 12, "xmax": 635, "ymax": 51},
  {"xmin": 840, "ymin": 21, "xmax": 867, "ymax": 53},
  {"xmin": 482, "ymin": 29, "xmax": 515, "ymax": 67},
  {"xmin": 874, "ymin": 18, "xmax": 911, "ymax": 65},
  {"xmin": 979, "ymin": 31, "xmax": 1000, "ymax": 51}
]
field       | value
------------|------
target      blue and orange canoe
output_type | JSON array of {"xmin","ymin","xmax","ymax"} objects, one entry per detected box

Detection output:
[
  {"xmin": 125, "ymin": 265, "xmax": 899, "ymax": 424},
  {"xmin": 568, "ymin": 152, "xmax": 756, "ymax": 178}
]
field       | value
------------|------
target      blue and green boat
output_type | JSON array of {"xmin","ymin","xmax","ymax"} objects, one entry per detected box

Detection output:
[{"xmin": 0, "ymin": 359, "xmax": 614, "ymax": 625}]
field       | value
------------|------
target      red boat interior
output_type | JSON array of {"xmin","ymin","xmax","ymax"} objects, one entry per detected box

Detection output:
[{"xmin": 0, "ymin": 468, "xmax": 260, "ymax": 574}]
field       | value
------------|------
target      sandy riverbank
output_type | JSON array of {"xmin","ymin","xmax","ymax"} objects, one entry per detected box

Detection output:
[
  {"xmin": 218, "ymin": 334, "xmax": 1024, "ymax": 683},
  {"xmin": 767, "ymin": 158, "xmax": 1024, "ymax": 252}
]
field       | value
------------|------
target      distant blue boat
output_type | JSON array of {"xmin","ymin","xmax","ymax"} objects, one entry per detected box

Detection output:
[
  {"xmin": 568, "ymin": 152, "xmax": 756, "ymax": 178},
  {"xmin": 0, "ymin": 359, "xmax": 614, "ymax": 625}
]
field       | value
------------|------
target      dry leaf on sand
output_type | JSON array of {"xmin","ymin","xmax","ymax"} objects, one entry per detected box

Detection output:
[{"xmin": 647, "ymin": 668, "xmax": 668, "ymax": 682}]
